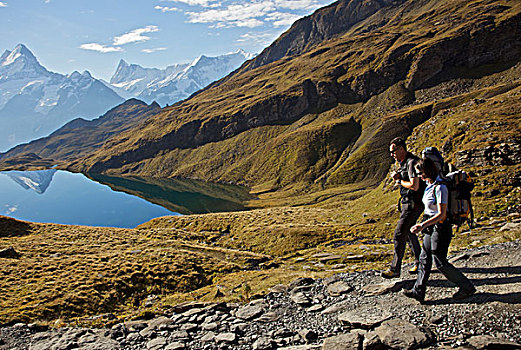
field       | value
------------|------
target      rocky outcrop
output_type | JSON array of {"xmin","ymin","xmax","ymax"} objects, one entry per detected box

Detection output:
[
  {"xmin": 406, "ymin": 10, "xmax": 521, "ymax": 90},
  {"xmin": 67, "ymin": 0, "xmax": 521, "ymax": 193},
  {"xmin": 1, "ymin": 240, "xmax": 520, "ymax": 350},
  {"xmin": 456, "ymin": 142, "xmax": 521, "ymax": 168}
]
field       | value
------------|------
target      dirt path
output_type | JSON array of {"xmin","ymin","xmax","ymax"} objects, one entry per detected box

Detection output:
[{"xmin": 1, "ymin": 239, "xmax": 520, "ymax": 349}]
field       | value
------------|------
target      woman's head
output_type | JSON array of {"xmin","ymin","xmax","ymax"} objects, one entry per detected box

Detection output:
[{"xmin": 415, "ymin": 157, "xmax": 439, "ymax": 181}]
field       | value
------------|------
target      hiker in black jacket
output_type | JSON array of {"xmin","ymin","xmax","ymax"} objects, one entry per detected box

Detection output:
[{"xmin": 382, "ymin": 137, "xmax": 423, "ymax": 279}]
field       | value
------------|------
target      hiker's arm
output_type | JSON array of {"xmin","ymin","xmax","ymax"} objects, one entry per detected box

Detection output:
[
  {"xmin": 398, "ymin": 158, "xmax": 420, "ymax": 191},
  {"xmin": 411, "ymin": 203, "xmax": 447, "ymax": 234},
  {"xmin": 398, "ymin": 176, "xmax": 420, "ymax": 191}
]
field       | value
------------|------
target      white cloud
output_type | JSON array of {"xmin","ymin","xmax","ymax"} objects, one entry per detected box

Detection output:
[
  {"xmin": 112, "ymin": 25, "xmax": 159, "ymax": 46},
  {"xmin": 142, "ymin": 47, "xmax": 167, "ymax": 53},
  {"xmin": 162, "ymin": 0, "xmax": 219, "ymax": 7},
  {"xmin": 209, "ymin": 18, "xmax": 264, "ymax": 28},
  {"xmin": 3, "ymin": 205, "xmax": 17, "ymax": 215},
  {"xmin": 174, "ymin": 0, "xmax": 330, "ymax": 29},
  {"xmin": 266, "ymin": 11, "xmax": 301, "ymax": 26},
  {"xmin": 79, "ymin": 43, "xmax": 123, "ymax": 53},
  {"xmin": 236, "ymin": 31, "xmax": 275, "ymax": 46},
  {"xmin": 274, "ymin": 0, "xmax": 320, "ymax": 10},
  {"xmin": 154, "ymin": 5, "xmax": 181, "ymax": 12},
  {"xmin": 187, "ymin": 2, "xmax": 275, "ymax": 27},
  {"xmin": 236, "ymin": 18, "xmax": 265, "ymax": 28},
  {"xmin": 0, "ymin": 2, "xmax": 7, "ymax": 7}
]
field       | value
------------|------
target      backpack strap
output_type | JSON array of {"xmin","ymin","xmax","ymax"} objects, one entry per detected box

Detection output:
[{"xmin": 433, "ymin": 181, "xmax": 451, "ymax": 225}]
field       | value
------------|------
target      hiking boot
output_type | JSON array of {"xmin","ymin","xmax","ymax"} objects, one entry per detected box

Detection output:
[
  {"xmin": 409, "ymin": 264, "xmax": 418, "ymax": 274},
  {"xmin": 381, "ymin": 269, "xmax": 400, "ymax": 279},
  {"xmin": 403, "ymin": 288, "xmax": 425, "ymax": 304},
  {"xmin": 452, "ymin": 286, "xmax": 476, "ymax": 300}
]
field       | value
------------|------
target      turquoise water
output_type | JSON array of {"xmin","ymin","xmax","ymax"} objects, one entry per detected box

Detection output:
[
  {"xmin": 0, "ymin": 170, "xmax": 250, "ymax": 228},
  {"xmin": 0, "ymin": 170, "xmax": 177, "ymax": 228}
]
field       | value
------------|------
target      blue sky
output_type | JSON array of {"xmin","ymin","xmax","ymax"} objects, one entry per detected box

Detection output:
[{"xmin": 0, "ymin": 0, "xmax": 333, "ymax": 81}]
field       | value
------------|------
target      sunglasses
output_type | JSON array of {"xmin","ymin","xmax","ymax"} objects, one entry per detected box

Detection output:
[{"xmin": 389, "ymin": 146, "xmax": 403, "ymax": 155}]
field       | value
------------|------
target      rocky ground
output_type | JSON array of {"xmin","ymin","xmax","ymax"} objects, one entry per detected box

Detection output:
[{"xmin": 1, "ymin": 239, "xmax": 520, "ymax": 350}]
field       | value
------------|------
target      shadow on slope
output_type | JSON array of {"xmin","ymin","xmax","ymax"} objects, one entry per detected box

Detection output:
[{"xmin": 0, "ymin": 216, "xmax": 32, "ymax": 238}]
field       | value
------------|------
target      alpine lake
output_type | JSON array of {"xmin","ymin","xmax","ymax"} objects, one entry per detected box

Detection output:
[{"xmin": 0, "ymin": 170, "xmax": 251, "ymax": 228}]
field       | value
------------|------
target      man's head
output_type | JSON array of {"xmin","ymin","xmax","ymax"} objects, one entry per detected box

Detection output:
[{"xmin": 389, "ymin": 137, "xmax": 407, "ymax": 162}]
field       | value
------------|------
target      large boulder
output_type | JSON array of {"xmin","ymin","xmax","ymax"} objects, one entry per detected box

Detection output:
[
  {"xmin": 322, "ymin": 332, "xmax": 362, "ymax": 350},
  {"xmin": 338, "ymin": 306, "xmax": 392, "ymax": 329},
  {"xmin": 367, "ymin": 319, "xmax": 430, "ymax": 349},
  {"xmin": 467, "ymin": 335, "xmax": 521, "ymax": 349}
]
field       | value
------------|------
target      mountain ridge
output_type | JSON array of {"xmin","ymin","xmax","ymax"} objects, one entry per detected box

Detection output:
[
  {"xmin": 107, "ymin": 49, "xmax": 253, "ymax": 107},
  {"xmin": 0, "ymin": 99, "xmax": 161, "ymax": 168},
  {"xmin": 64, "ymin": 0, "xmax": 521, "ymax": 199},
  {"xmin": 0, "ymin": 44, "xmax": 124, "ymax": 152}
]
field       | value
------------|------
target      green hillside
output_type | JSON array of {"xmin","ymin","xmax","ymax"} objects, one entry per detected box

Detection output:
[
  {"xmin": 61, "ymin": 0, "xmax": 521, "ymax": 204},
  {"xmin": 1, "ymin": 0, "xmax": 521, "ymax": 326}
]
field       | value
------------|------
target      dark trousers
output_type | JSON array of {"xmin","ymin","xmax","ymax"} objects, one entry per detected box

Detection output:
[
  {"xmin": 390, "ymin": 202, "xmax": 422, "ymax": 273},
  {"xmin": 413, "ymin": 219, "xmax": 474, "ymax": 296}
]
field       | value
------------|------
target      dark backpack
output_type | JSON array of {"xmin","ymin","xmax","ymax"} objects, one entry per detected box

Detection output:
[
  {"xmin": 423, "ymin": 147, "xmax": 475, "ymax": 230},
  {"xmin": 435, "ymin": 170, "xmax": 475, "ymax": 230}
]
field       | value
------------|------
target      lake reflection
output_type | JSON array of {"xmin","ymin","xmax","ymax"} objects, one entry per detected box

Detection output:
[
  {"xmin": 0, "ymin": 170, "xmax": 251, "ymax": 228},
  {"xmin": 86, "ymin": 173, "xmax": 251, "ymax": 215}
]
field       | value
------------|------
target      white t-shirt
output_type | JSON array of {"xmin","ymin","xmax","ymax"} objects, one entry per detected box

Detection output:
[{"xmin": 423, "ymin": 177, "xmax": 448, "ymax": 216}]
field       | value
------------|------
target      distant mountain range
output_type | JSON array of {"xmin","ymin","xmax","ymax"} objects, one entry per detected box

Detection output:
[
  {"xmin": 0, "ymin": 99, "xmax": 161, "ymax": 168},
  {"xmin": 0, "ymin": 44, "xmax": 252, "ymax": 152},
  {"xmin": 2, "ymin": 0, "xmax": 520, "ymax": 207},
  {"xmin": 107, "ymin": 50, "xmax": 254, "ymax": 107},
  {"xmin": 0, "ymin": 44, "xmax": 124, "ymax": 152}
]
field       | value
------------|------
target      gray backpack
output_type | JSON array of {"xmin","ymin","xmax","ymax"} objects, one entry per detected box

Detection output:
[{"xmin": 421, "ymin": 147, "xmax": 445, "ymax": 174}]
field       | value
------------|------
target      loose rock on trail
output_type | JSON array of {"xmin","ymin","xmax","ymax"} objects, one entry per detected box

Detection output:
[{"xmin": 1, "ymin": 240, "xmax": 520, "ymax": 349}]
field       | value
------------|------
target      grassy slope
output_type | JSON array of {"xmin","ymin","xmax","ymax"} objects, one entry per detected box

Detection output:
[
  {"xmin": 67, "ymin": 0, "xmax": 521, "ymax": 199},
  {"xmin": 1, "ymin": 75, "xmax": 520, "ymax": 326},
  {"xmin": 0, "ymin": 217, "xmax": 267, "ymax": 325},
  {"xmin": 1, "ymin": 0, "xmax": 521, "ymax": 327}
]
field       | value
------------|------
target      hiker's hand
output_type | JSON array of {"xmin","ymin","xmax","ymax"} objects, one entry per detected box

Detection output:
[
  {"xmin": 411, "ymin": 224, "xmax": 422, "ymax": 234},
  {"xmin": 391, "ymin": 171, "xmax": 401, "ymax": 181}
]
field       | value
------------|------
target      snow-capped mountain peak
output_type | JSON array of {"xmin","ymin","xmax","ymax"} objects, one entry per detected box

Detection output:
[
  {"xmin": 68, "ymin": 71, "xmax": 82, "ymax": 79},
  {"xmin": 0, "ymin": 43, "xmax": 49, "ymax": 81},
  {"xmin": 108, "ymin": 49, "xmax": 253, "ymax": 106},
  {"xmin": 1, "ymin": 44, "xmax": 39, "ymax": 67},
  {"xmin": 111, "ymin": 59, "xmax": 129, "ymax": 82},
  {"xmin": 188, "ymin": 54, "xmax": 208, "ymax": 68},
  {"xmin": 0, "ymin": 44, "xmax": 124, "ymax": 152},
  {"xmin": 235, "ymin": 49, "xmax": 256, "ymax": 61},
  {"xmin": 0, "ymin": 50, "xmax": 12, "ymax": 62},
  {"xmin": 118, "ymin": 58, "xmax": 129, "ymax": 67}
]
